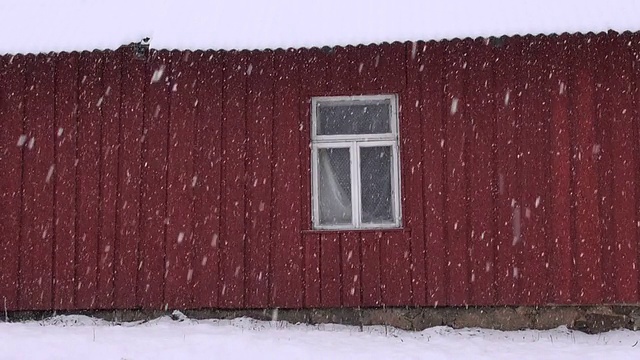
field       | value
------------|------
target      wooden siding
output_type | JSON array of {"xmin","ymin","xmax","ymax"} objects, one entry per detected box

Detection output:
[{"xmin": 1, "ymin": 32, "xmax": 640, "ymax": 311}]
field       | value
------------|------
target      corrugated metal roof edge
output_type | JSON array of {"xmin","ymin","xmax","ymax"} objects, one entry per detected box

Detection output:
[{"xmin": 1, "ymin": 30, "xmax": 639, "ymax": 57}]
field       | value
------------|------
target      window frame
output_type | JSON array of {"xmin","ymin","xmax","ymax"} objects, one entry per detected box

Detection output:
[{"xmin": 310, "ymin": 94, "xmax": 402, "ymax": 230}]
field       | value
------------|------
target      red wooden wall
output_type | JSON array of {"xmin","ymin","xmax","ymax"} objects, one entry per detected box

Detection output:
[{"xmin": 1, "ymin": 32, "xmax": 640, "ymax": 311}]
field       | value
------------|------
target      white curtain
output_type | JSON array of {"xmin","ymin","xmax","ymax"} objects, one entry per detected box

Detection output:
[{"xmin": 318, "ymin": 149, "xmax": 351, "ymax": 225}]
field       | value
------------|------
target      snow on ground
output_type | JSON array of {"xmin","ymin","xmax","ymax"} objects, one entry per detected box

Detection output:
[
  {"xmin": 1, "ymin": 0, "xmax": 640, "ymax": 54},
  {"xmin": 0, "ymin": 314, "xmax": 639, "ymax": 360}
]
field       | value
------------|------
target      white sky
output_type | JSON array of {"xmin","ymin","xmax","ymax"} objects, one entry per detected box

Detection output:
[{"xmin": 1, "ymin": 0, "xmax": 639, "ymax": 54}]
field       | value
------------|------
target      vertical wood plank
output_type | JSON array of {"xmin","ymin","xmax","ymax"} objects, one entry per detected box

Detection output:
[
  {"xmin": 548, "ymin": 36, "xmax": 573, "ymax": 304},
  {"xmin": 18, "ymin": 55, "xmax": 35, "ymax": 310},
  {"xmin": 353, "ymin": 44, "xmax": 378, "ymax": 91},
  {"xmin": 53, "ymin": 52, "xmax": 78, "ymax": 310},
  {"xmin": 320, "ymin": 232, "xmax": 341, "ymax": 307},
  {"xmin": 493, "ymin": 38, "xmax": 522, "ymax": 305},
  {"xmin": 360, "ymin": 231, "xmax": 382, "ymax": 306},
  {"xmin": 303, "ymin": 233, "xmax": 321, "ymax": 307},
  {"xmin": 330, "ymin": 46, "xmax": 355, "ymax": 94},
  {"xmin": 421, "ymin": 41, "xmax": 447, "ymax": 306},
  {"xmin": 466, "ymin": 40, "xmax": 496, "ymax": 305},
  {"xmin": 0, "ymin": 55, "xmax": 24, "ymax": 310},
  {"xmin": 608, "ymin": 35, "xmax": 638, "ymax": 302},
  {"xmin": 443, "ymin": 40, "xmax": 470, "ymax": 305},
  {"xmin": 632, "ymin": 39, "xmax": 640, "ymax": 301},
  {"xmin": 509, "ymin": 38, "xmax": 528, "ymax": 306},
  {"xmin": 378, "ymin": 43, "xmax": 406, "ymax": 92},
  {"xmin": 114, "ymin": 47, "xmax": 144, "ymax": 309},
  {"xmin": 518, "ymin": 38, "xmax": 552, "ymax": 305},
  {"xmin": 593, "ymin": 35, "xmax": 616, "ymax": 303},
  {"xmin": 341, "ymin": 232, "xmax": 361, "ymax": 307},
  {"xmin": 404, "ymin": 42, "xmax": 426, "ymax": 306},
  {"xmin": 96, "ymin": 50, "xmax": 120, "ymax": 309},
  {"xmin": 299, "ymin": 48, "xmax": 329, "ymax": 307},
  {"xmin": 271, "ymin": 50, "xmax": 303, "ymax": 307},
  {"xmin": 219, "ymin": 51, "xmax": 247, "ymax": 308},
  {"xmin": 192, "ymin": 51, "xmax": 223, "ymax": 308},
  {"xmin": 138, "ymin": 50, "xmax": 170, "ymax": 309},
  {"xmin": 245, "ymin": 50, "xmax": 274, "ymax": 308},
  {"xmin": 21, "ymin": 54, "xmax": 56, "ymax": 310},
  {"xmin": 571, "ymin": 36, "xmax": 603, "ymax": 303},
  {"xmin": 165, "ymin": 50, "xmax": 198, "ymax": 308},
  {"xmin": 380, "ymin": 231, "xmax": 412, "ymax": 306},
  {"xmin": 516, "ymin": 40, "xmax": 535, "ymax": 304},
  {"xmin": 75, "ymin": 51, "xmax": 103, "ymax": 309}
]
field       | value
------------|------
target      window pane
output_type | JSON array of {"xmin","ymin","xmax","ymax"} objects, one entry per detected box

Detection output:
[
  {"xmin": 318, "ymin": 148, "xmax": 352, "ymax": 226},
  {"xmin": 317, "ymin": 99, "xmax": 391, "ymax": 135},
  {"xmin": 360, "ymin": 146, "xmax": 394, "ymax": 224}
]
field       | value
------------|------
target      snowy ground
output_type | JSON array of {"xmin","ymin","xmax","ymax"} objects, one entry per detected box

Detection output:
[{"xmin": 0, "ymin": 314, "xmax": 639, "ymax": 359}]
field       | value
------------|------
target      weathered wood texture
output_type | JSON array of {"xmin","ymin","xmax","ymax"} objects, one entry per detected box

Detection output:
[{"xmin": 1, "ymin": 32, "xmax": 639, "ymax": 310}]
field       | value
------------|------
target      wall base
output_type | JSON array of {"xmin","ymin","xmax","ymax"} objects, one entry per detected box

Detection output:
[{"xmin": 4, "ymin": 306, "xmax": 640, "ymax": 334}]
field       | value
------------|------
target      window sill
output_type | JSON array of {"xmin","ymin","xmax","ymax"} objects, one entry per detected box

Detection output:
[{"xmin": 302, "ymin": 227, "xmax": 410, "ymax": 235}]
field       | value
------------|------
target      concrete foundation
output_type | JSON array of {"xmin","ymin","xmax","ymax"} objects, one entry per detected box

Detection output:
[{"xmin": 5, "ymin": 306, "xmax": 640, "ymax": 334}]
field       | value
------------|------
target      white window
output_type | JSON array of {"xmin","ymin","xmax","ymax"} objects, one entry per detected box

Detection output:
[{"xmin": 311, "ymin": 94, "xmax": 401, "ymax": 230}]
